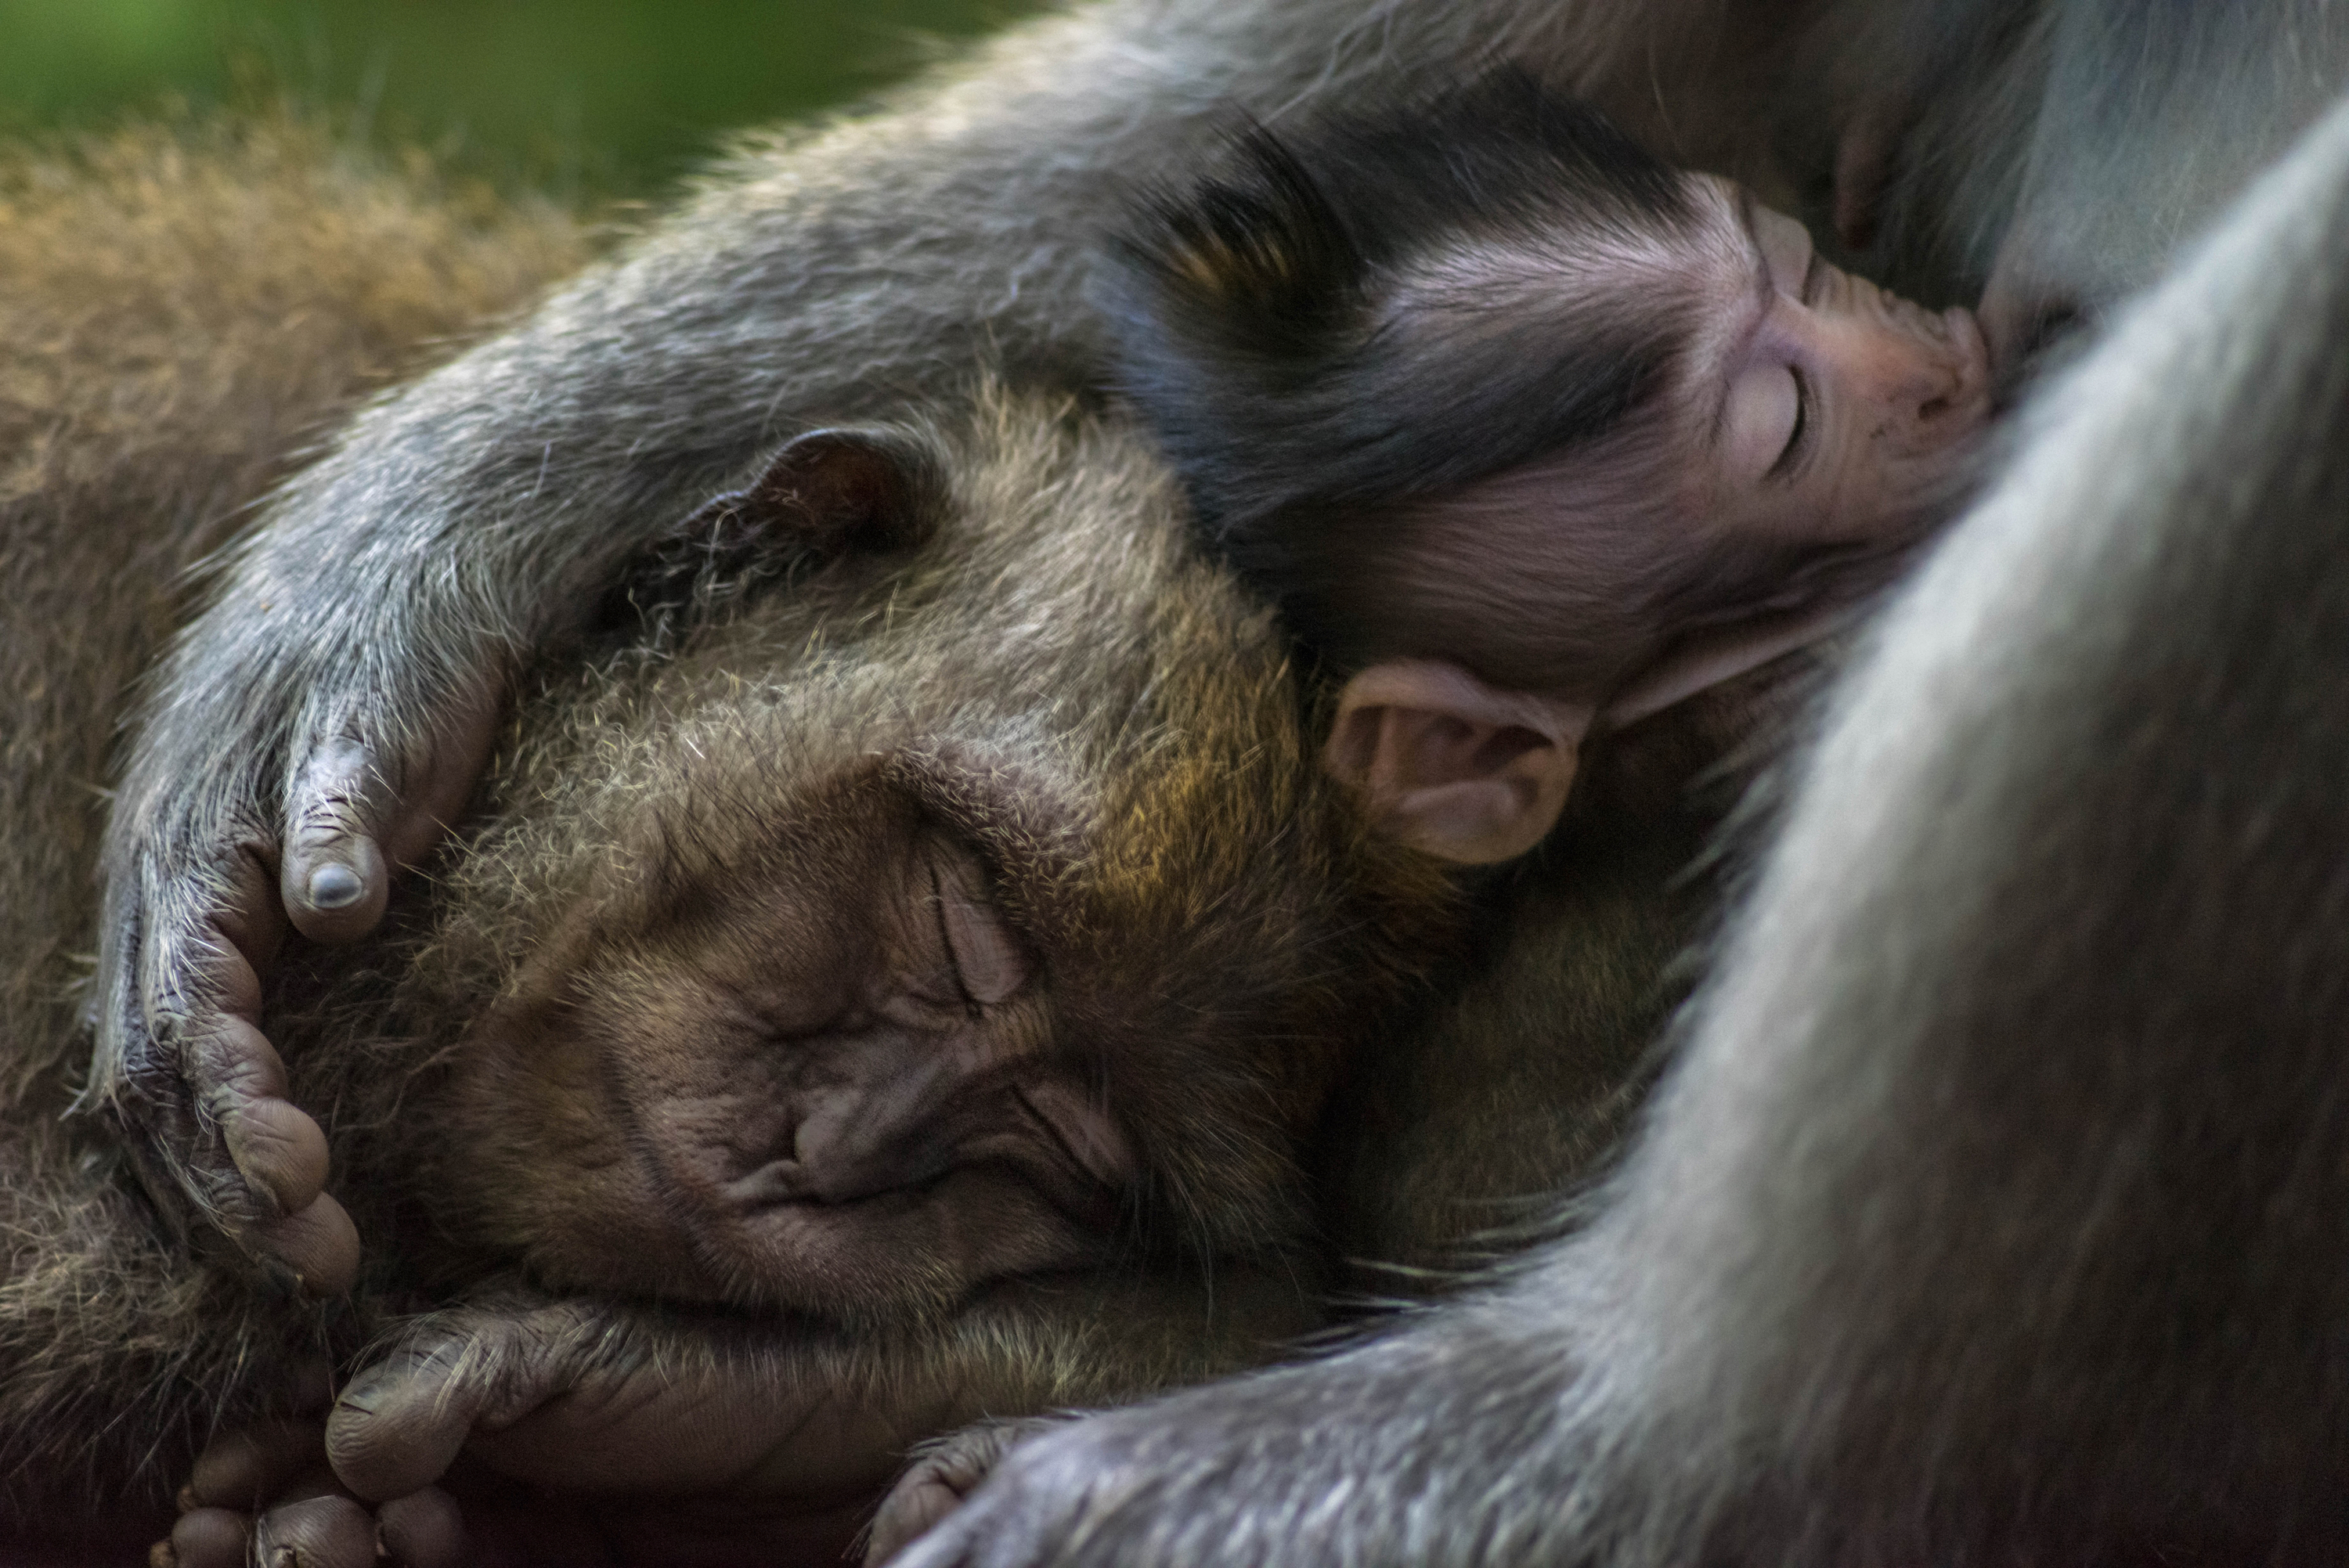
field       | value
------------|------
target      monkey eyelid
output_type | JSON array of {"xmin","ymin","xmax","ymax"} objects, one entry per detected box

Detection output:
[
  {"xmin": 928, "ymin": 854, "xmax": 986, "ymax": 1018},
  {"xmin": 1769, "ymin": 366, "xmax": 1810, "ymax": 481},
  {"xmin": 925, "ymin": 842, "xmax": 1034, "ymax": 1011}
]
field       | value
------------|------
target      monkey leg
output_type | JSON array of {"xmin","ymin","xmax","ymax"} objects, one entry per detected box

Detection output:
[{"xmin": 887, "ymin": 83, "xmax": 2349, "ymax": 1568}]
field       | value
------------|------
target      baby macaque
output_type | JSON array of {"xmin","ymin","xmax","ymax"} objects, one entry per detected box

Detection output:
[{"xmin": 1106, "ymin": 70, "xmax": 1994, "ymax": 863}]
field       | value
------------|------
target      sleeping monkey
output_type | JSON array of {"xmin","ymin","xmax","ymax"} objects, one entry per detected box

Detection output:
[{"xmin": 1107, "ymin": 71, "xmax": 1993, "ymax": 863}]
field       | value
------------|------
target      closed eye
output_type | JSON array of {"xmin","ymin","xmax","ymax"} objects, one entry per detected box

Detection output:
[
  {"xmin": 927, "ymin": 846, "xmax": 1033, "ymax": 1011},
  {"xmin": 1769, "ymin": 366, "xmax": 1808, "ymax": 478}
]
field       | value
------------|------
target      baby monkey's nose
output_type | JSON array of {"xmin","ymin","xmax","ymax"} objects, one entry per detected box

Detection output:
[{"xmin": 1856, "ymin": 305, "xmax": 1992, "ymax": 449}]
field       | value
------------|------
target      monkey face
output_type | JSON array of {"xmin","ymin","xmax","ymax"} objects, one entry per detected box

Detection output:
[
  {"xmin": 431, "ymin": 774, "xmax": 1138, "ymax": 1321},
  {"xmin": 349, "ymin": 389, "xmax": 1458, "ymax": 1324},
  {"xmin": 1539, "ymin": 175, "xmax": 1997, "ymax": 730},
  {"xmin": 1698, "ymin": 179, "xmax": 1994, "ymax": 550}
]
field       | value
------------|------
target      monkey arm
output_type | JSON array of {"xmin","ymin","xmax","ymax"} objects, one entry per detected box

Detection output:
[
  {"xmin": 165, "ymin": 1264, "xmax": 1319, "ymax": 1567},
  {"xmin": 887, "ymin": 1286, "xmax": 1593, "ymax": 1568}
]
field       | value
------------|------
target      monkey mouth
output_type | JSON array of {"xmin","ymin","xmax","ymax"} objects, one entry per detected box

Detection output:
[
  {"xmin": 641, "ymin": 1067, "xmax": 1140, "ymax": 1316},
  {"xmin": 700, "ymin": 1160, "xmax": 1124, "ymax": 1317}
]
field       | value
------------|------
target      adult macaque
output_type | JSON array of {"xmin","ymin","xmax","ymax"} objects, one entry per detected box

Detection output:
[
  {"xmin": 0, "ymin": 117, "xmax": 1464, "ymax": 1565},
  {"xmin": 1104, "ymin": 70, "xmax": 1989, "ymax": 865},
  {"xmin": 881, "ymin": 6, "xmax": 2349, "ymax": 1566},
  {"xmin": 899, "ymin": 81, "xmax": 2349, "ymax": 1568},
  {"xmin": 158, "ymin": 386, "xmax": 1456, "ymax": 1568}
]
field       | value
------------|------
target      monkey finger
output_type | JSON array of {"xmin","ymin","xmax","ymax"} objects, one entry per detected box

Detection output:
[
  {"xmin": 376, "ymin": 1487, "xmax": 467, "ymax": 1568},
  {"xmin": 222, "ymin": 1094, "xmax": 331, "ymax": 1219},
  {"xmin": 868, "ymin": 1475, "xmax": 969, "ymax": 1565},
  {"xmin": 325, "ymin": 1385, "xmax": 474, "ymax": 1505},
  {"xmin": 280, "ymin": 693, "xmax": 500, "ymax": 948},
  {"xmin": 868, "ymin": 1417, "xmax": 1072, "ymax": 1564},
  {"xmin": 247, "ymin": 1191, "xmax": 361, "ymax": 1299},
  {"xmin": 251, "ymin": 1494, "xmax": 377, "ymax": 1568},
  {"xmin": 327, "ymin": 1310, "xmax": 557, "ymax": 1501},
  {"xmin": 189, "ymin": 1417, "xmax": 329, "ymax": 1511},
  {"xmin": 190, "ymin": 1007, "xmax": 327, "ymax": 1219},
  {"xmin": 105, "ymin": 845, "xmax": 283, "ymax": 1199},
  {"xmin": 159, "ymin": 1508, "xmax": 249, "ymax": 1568},
  {"xmin": 280, "ymin": 733, "xmax": 390, "ymax": 946}
]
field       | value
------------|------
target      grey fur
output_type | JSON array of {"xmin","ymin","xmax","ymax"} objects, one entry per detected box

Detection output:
[{"xmin": 893, "ymin": 16, "xmax": 2349, "ymax": 1568}]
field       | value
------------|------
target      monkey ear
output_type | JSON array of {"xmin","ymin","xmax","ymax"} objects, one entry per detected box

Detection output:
[
  {"xmin": 684, "ymin": 425, "xmax": 947, "ymax": 556},
  {"xmin": 1323, "ymin": 661, "xmax": 1593, "ymax": 865},
  {"xmin": 606, "ymin": 427, "xmax": 946, "ymax": 640}
]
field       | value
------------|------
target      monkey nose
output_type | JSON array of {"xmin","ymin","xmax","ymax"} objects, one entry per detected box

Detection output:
[{"xmin": 1860, "ymin": 308, "xmax": 1990, "ymax": 446}]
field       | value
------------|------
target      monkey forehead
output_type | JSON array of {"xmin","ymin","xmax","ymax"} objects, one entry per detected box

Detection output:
[
  {"xmin": 1673, "ymin": 175, "xmax": 1802, "ymax": 387},
  {"xmin": 440, "ymin": 390, "xmax": 1450, "ymax": 1002},
  {"xmin": 1375, "ymin": 171, "xmax": 1751, "ymax": 341},
  {"xmin": 1374, "ymin": 227, "xmax": 1705, "ymax": 347}
]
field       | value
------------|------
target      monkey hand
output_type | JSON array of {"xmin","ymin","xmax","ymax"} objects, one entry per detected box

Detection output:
[
  {"xmin": 884, "ymin": 1314, "xmax": 1571, "ymax": 1568},
  {"xmin": 174, "ymin": 1292, "xmax": 924, "ymax": 1564},
  {"xmin": 866, "ymin": 1416, "xmax": 1079, "ymax": 1564},
  {"xmin": 158, "ymin": 1412, "xmax": 467, "ymax": 1568},
  {"xmin": 92, "ymin": 681, "xmax": 500, "ymax": 1298},
  {"xmin": 878, "ymin": 1388, "xmax": 1295, "ymax": 1568}
]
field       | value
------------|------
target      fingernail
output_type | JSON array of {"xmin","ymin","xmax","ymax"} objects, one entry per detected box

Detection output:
[
  {"xmin": 337, "ymin": 1378, "xmax": 387, "ymax": 1413},
  {"xmin": 307, "ymin": 863, "xmax": 365, "ymax": 910}
]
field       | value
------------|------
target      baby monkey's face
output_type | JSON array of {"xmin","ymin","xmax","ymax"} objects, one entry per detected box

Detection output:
[
  {"xmin": 1695, "ymin": 175, "xmax": 1990, "ymax": 557},
  {"xmin": 1555, "ymin": 175, "xmax": 1994, "ymax": 725}
]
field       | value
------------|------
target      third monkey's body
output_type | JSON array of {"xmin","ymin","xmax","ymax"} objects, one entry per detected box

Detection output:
[{"xmin": 889, "ymin": 2, "xmax": 2349, "ymax": 1563}]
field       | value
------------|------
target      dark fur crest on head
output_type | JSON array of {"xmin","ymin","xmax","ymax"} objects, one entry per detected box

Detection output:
[{"xmin": 1102, "ymin": 67, "xmax": 1698, "ymax": 669}]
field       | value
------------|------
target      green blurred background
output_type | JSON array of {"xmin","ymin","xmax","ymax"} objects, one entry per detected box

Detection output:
[{"xmin": 0, "ymin": 0, "xmax": 1039, "ymax": 199}]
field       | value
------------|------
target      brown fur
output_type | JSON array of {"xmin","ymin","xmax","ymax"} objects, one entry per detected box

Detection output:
[
  {"xmin": 0, "ymin": 119, "xmax": 1465, "ymax": 1555},
  {"xmin": 0, "ymin": 114, "xmax": 583, "ymax": 1541}
]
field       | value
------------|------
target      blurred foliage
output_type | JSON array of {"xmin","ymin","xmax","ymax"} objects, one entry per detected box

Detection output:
[{"xmin": 0, "ymin": 0, "xmax": 1042, "ymax": 200}]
